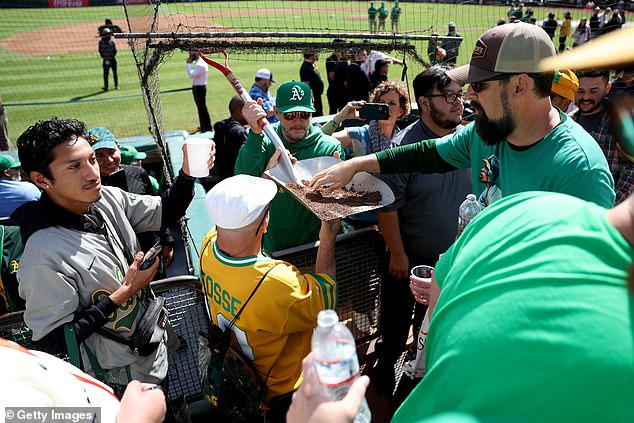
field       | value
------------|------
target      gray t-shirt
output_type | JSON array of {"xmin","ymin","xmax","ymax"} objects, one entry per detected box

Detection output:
[{"xmin": 379, "ymin": 120, "xmax": 472, "ymax": 261}]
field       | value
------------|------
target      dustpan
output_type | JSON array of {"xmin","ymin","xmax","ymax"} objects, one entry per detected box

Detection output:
[{"xmin": 264, "ymin": 156, "xmax": 395, "ymax": 220}]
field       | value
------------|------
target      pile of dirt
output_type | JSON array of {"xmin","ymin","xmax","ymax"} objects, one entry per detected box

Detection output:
[{"xmin": 286, "ymin": 181, "xmax": 383, "ymax": 220}]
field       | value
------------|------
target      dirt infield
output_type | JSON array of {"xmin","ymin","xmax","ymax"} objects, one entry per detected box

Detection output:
[{"xmin": 0, "ymin": 8, "xmax": 358, "ymax": 56}]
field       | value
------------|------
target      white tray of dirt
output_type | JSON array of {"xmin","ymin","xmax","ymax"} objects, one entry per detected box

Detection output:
[{"xmin": 264, "ymin": 156, "xmax": 395, "ymax": 220}]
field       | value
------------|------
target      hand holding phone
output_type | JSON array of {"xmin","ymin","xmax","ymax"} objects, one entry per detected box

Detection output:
[
  {"xmin": 140, "ymin": 242, "xmax": 162, "ymax": 270},
  {"xmin": 359, "ymin": 103, "xmax": 390, "ymax": 121}
]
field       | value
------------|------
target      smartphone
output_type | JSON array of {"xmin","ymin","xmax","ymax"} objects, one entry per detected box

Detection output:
[
  {"xmin": 359, "ymin": 103, "xmax": 390, "ymax": 121},
  {"xmin": 140, "ymin": 242, "xmax": 162, "ymax": 270}
]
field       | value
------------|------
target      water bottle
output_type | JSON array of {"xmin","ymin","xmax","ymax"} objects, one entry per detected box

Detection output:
[
  {"xmin": 311, "ymin": 310, "xmax": 371, "ymax": 423},
  {"xmin": 456, "ymin": 193, "xmax": 483, "ymax": 239}
]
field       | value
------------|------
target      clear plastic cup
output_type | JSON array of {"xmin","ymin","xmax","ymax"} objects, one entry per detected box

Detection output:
[{"xmin": 184, "ymin": 138, "xmax": 213, "ymax": 178}]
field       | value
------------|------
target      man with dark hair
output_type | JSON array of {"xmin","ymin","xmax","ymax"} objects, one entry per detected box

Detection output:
[
  {"xmin": 542, "ymin": 12, "xmax": 558, "ymax": 40},
  {"xmin": 325, "ymin": 40, "xmax": 349, "ymax": 114},
  {"xmin": 373, "ymin": 65, "xmax": 471, "ymax": 393},
  {"xmin": 300, "ymin": 51, "xmax": 324, "ymax": 117},
  {"xmin": 573, "ymin": 70, "xmax": 633, "ymax": 203},
  {"xmin": 347, "ymin": 49, "xmax": 372, "ymax": 102},
  {"xmin": 12, "ymin": 117, "xmax": 212, "ymax": 394},
  {"xmin": 98, "ymin": 28, "xmax": 118, "ymax": 91},
  {"xmin": 212, "ymin": 95, "xmax": 248, "ymax": 182},
  {"xmin": 310, "ymin": 23, "xmax": 615, "ymax": 209}
]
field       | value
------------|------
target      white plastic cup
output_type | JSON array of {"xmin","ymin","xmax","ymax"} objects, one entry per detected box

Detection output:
[
  {"xmin": 411, "ymin": 265, "xmax": 434, "ymax": 279},
  {"xmin": 184, "ymin": 138, "xmax": 213, "ymax": 178}
]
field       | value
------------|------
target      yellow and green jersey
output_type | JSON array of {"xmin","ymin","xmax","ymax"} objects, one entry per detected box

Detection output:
[{"xmin": 200, "ymin": 229, "xmax": 337, "ymax": 400}]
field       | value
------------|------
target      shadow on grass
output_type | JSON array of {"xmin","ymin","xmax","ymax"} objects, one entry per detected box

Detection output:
[{"xmin": 70, "ymin": 91, "xmax": 107, "ymax": 101}]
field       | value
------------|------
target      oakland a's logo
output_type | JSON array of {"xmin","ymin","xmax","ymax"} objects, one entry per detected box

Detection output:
[
  {"xmin": 92, "ymin": 288, "xmax": 144, "ymax": 333},
  {"xmin": 290, "ymin": 86, "xmax": 305, "ymax": 101}
]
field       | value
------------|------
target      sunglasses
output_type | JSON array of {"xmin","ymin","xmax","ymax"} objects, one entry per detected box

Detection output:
[
  {"xmin": 282, "ymin": 111, "xmax": 312, "ymax": 121},
  {"xmin": 470, "ymin": 74, "xmax": 515, "ymax": 94}
]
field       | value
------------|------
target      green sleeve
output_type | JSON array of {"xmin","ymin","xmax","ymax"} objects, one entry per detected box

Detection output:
[
  {"xmin": 234, "ymin": 129, "xmax": 272, "ymax": 177},
  {"xmin": 375, "ymin": 139, "xmax": 456, "ymax": 174}
]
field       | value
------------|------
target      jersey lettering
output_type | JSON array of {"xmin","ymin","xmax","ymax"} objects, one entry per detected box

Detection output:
[{"xmin": 203, "ymin": 272, "xmax": 242, "ymax": 318}]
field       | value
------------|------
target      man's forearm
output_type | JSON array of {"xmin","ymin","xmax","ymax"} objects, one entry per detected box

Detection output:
[{"xmin": 315, "ymin": 236, "xmax": 337, "ymax": 277}]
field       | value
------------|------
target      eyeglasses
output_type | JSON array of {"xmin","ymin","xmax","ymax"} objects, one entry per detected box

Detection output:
[
  {"xmin": 425, "ymin": 91, "xmax": 465, "ymax": 104},
  {"xmin": 470, "ymin": 74, "xmax": 515, "ymax": 94},
  {"xmin": 282, "ymin": 111, "xmax": 312, "ymax": 121}
]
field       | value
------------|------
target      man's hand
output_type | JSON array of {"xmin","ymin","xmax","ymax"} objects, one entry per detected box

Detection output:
[
  {"xmin": 118, "ymin": 381, "xmax": 166, "ymax": 423},
  {"xmin": 109, "ymin": 251, "xmax": 158, "ymax": 306},
  {"xmin": 287, "ymin": 353, "xmax": 370, "ymax": 423},
  {"xmin": 242, "ymin": 98, "xmax": 267, "ymax": 135},
  {"xmin": 389, "ymin": 253, "xmax": 409, "ymax": 280},
  {"xmin": 265, "ymin": 147, "xmax": 298, "ymax": 172},
  {"xmin": 181, "ymin": 140, "xmax": 215, "ymax": 177},
  {"xmin": 161, "ymin": 245, "xmax": 174, "ymax": 269},
  {"xmin": 335, "ymin": 101, "xmax": 365, "ymax": 123}
]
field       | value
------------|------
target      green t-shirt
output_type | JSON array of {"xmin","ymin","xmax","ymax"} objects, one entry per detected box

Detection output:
[
  {"xmin": 234, "ymin": 123, "xmax": 345, "ymax": 252},
  {"xmin": 393, "ymin": 191, "xmax": 634, "ymax": 423},
  {"xmin": 378, "ymin": 5, "xmax": 388, "ymax": 20},
  {"xmin": 391, "ymin": 6, "xmax": 401, "ymax": 20},
  {"xmin": 376, "ymin": 111, "xmax": 615, "ymax": 208},
  {"xmin": 368, "ymin": 6, "xmax": 377, "ymax": 20}
]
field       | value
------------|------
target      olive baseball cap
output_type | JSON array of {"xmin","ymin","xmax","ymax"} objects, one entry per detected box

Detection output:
[
  {"xmin": 0, "ymin": 154, "xmax": 20, "ymax": 172},
  {"xmin": 447, "ymin": 22, "xmax": 556, "ymax": 85},
  {"xmin": 275, "ymin": 81, "xmax": 316, "ymax": 113},
  {"xmin": 551, "ymin": 69, "xmax": 579, "ymax": 102}
]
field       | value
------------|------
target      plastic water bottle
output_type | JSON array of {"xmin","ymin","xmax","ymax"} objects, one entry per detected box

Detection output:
[
  {"xmin": 456, "ymin": 193, "xmax": 483, "ymax": 239},
  {"xmin": 311, "ymin": 310, "xmax": 371, "ymax": 423}
]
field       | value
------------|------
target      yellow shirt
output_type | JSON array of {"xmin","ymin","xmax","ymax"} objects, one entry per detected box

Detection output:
[
  {"xmin": 560, "ymin": 18, "xmax": 572, "ymax": 37},
  {"xmin": 199, "ymin": 228, "xmax": 337, "ymax": 400}
]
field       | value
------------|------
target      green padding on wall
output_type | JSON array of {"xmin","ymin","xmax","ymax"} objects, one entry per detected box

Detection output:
[{"xmin": 167, "ymin": 136, "xmax": 213, "ymax": 276}]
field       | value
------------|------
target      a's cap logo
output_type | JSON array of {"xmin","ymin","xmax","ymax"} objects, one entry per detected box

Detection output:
[
  {"xmin": 472, "ymin": 39, "xmax": 487, "ymax": 59},
  {"xmin": 89, "ymin": 134, "xmax": 99, "ymax": 143},
  {"xmin": 290, "ymin": 86, "xmax": 305, "ymax": 101}
]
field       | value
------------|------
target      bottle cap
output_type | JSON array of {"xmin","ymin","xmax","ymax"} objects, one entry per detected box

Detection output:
[
  {"xmin": 317, "ymin": 309, "xmax": 338, "ymax": 327},
  {"xmin": 466, "ymin": 193, "xmax": 476, "ymax": 201}
]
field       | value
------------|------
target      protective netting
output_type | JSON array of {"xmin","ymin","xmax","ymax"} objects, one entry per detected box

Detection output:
[{"xmin": 2, "ymin": 1, "xmax": 631, "ymax": 146}]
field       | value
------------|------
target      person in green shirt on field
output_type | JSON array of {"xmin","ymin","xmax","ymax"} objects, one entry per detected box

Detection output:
[
  {"xmin": 378, "ymin": 2, "xmax": 388, "ymax": 33},
  {"xmin": 368, "ymin": 1, "xmax": 378, "ymax": 34},
  {"xmin": 391, "ymin": 0, "xmax": 402, "ymax": 33},
  {"xmin": 235, "ymin": 81, "xmax": 345, "ymax": 252}
]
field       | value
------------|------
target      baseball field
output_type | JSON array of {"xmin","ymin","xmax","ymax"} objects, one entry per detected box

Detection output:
[{"xmin": 0, "ymin": 1, "xmax": 603, "ymax": 143}]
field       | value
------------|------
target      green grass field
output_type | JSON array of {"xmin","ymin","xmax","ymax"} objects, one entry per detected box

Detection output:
[{"xmin": 0, "ymin": 1, "xmax": 594, "ymax": 144}]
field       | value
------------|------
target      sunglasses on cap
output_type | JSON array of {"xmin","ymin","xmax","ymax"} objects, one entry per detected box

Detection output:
[
  {"xmin": 282, "ymin": 111, "xmax": 312, "ymax": 121},
  {"xmin": 470, "ymin": 74, "xmax": 515, "ymax": 94}
]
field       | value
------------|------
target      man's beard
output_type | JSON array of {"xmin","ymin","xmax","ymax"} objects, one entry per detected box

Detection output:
[
  {"xmin": 429, "ymin": 102, "xmax": 462, "ymax": 130},
  {"xmin": 472, "ymin": 91, "xmax": 516, "ymax": 146}
]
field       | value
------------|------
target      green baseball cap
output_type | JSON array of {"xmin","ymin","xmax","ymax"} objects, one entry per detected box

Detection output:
[
  {"xmin": 275, "ymin": 81, "xmax": 316, "ymax": 113},
  {"xmin": 120, "ymin": 145, "xmax": 147, "ymax": 165},
  {"xmin": 86, "ymin": 127, "xmax": 118, "ymax": 151},
  {"xmin": 0, "ymin": 154, "xmax": 20, "ymax": 172}
]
